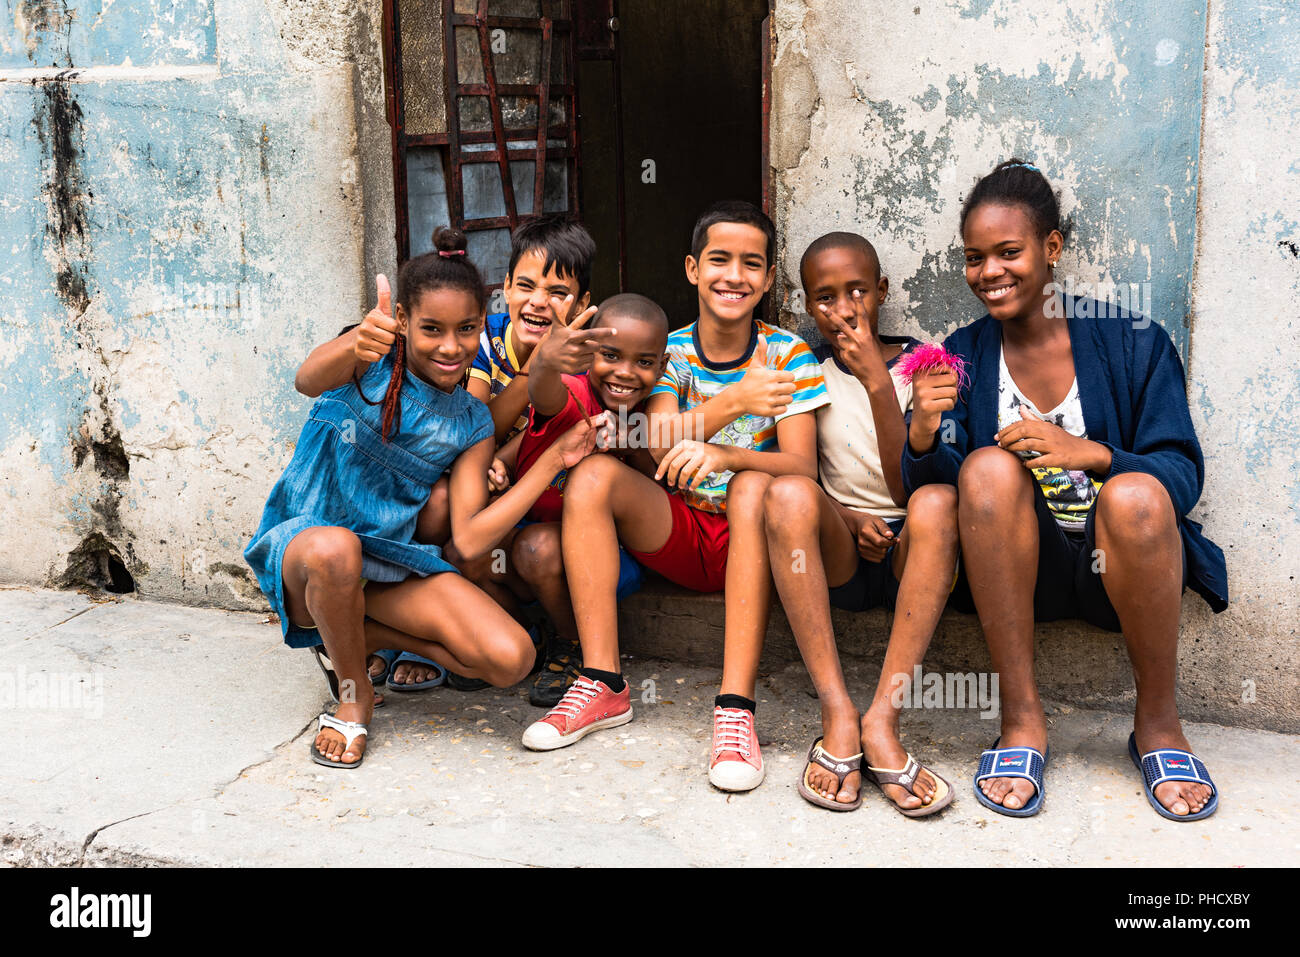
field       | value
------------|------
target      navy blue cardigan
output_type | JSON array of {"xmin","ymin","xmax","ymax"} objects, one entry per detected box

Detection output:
[{"xmin": 902, "ymin": 299, "xmax": 1228, "ymax": 612}]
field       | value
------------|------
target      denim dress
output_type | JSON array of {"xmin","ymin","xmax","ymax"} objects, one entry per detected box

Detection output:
[{"xmin": 244, "ymin": 351, "xmax": 493, "ymax": 648}]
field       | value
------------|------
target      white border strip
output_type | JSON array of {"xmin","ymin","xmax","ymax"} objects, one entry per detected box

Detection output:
[{"xmin": 0, "ymin": 64, "xmax": 219, "ymax": 83}]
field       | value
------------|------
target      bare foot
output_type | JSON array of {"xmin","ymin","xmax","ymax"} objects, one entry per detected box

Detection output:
[
  {"xmin": 391, "ymin": 657, "xmax": 440, "ymax": 686},
  {"xmin": 860, "ymin": 709, "xmax": 939, "ymax": 810},
  {"xmin": 313, "ymin": 700, "xmax": 372, "ymax": 766},
  {"xmin": 1134, "ymin": 721, "xmax": 1214, "ymax": 817},
  {"xmin": 806, "ymin": 708, "xmax": 862, "ymax": 805},
  {"xmin": 978, "ymin": 713, "xmax": 1047, "ymax": 811}
]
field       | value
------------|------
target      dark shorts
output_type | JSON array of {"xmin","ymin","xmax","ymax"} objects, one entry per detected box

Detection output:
[
  {"xmin": 1029, "ymin": 479, "xmax": 1186, "ymax": 632},
  {"xmin": 827, "ymin": 517, "xmax": 906, "ymax": 612}
]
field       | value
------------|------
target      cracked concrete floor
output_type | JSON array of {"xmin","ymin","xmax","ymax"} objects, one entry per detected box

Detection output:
[{"xmin": 2, "ymin": 586, "xmax": 1297, "ymax": 867}]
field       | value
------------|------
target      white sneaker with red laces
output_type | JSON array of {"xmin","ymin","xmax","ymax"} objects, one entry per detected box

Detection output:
[
  {"xmin": 708, "ymin": 706, "xmax": 765, "ymax": 791},
  {"xmin": 521, "ymin": 676, "xmax": 632, "ymax": 751}
]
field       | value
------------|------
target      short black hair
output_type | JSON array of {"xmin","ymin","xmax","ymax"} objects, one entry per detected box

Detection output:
[
  {"xmin": 960, "ymin": 159, "xmax": 1065, "ymax": 241},
  {"xmin": 507, "ymin": 213, "xmax": 597, "ymax": 296},
  {"xmin": 592, "ymin": 293, "xmax": 669, "ymax": 343},
  {"xmin": 690, "ymin": 200, "xmax": 776, "ymax": 266},
  {"xmin": 799, "ymin": 231, "xmax": 881, "ymax": 287}
]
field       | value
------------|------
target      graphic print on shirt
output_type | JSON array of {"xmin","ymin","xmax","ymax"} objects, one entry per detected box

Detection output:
[{"xmin": 996, "ymin": 348, "xmax": 1100, "ymax": 531}]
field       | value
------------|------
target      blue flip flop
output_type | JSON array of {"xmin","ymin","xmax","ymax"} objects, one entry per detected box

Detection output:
[
  {"xmin": 974, "ymin": 737, "xmax": 1049, "ymax": 818},
  {"xmin": 385, "ymin": 651, "xmax": 447, "ymax": 692},
  {"xmin": 1128, "ymin": 732, "xmax": 1218, "ymax": 822}
]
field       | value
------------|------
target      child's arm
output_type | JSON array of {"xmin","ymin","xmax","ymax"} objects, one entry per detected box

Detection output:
[
  {"xmin": 296, "ymin": 275, "xmax": 396, "ymax": 397},
  {"xmin": 447, "ymin": 414, "xmax": 606, "ymax": 561},
  {"xmin": 657, "ymin": 410, "xmax": 820, "ymax": 489},
  {"xmin": 486, "ymin": 373, "xmax": 534, "ymax": 445},
  {"xmin": 527, "ymin": 304, "xmax": 610, "ymax": 417},
  {"xmin": 818, "ymin": 299, "xmax": 906, "ymax": 505},
  {"xmin": 646, "ymin": 335, "xmax": 797, "ymax": 462}
]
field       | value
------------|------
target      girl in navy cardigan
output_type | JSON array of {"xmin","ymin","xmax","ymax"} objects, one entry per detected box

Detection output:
[{"xmin": 904, "ymin": 160, "xmax": 1227, "ymax": 821}]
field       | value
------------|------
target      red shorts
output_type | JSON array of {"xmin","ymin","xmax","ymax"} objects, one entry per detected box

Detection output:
[{"xmin": 627, "ymin": 490, "xmax": 729, "ymax": 592}]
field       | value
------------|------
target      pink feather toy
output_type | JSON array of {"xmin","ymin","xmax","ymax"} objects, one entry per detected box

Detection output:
[{"xmin": 895, "ymin": 343, "xmax": 970, "ymax": 393}]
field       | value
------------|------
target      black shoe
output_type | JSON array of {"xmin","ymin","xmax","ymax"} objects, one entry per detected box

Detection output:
[
  {"xmin": 446, "ymin": 671, "xmax": 490, "ymax": 692},
  {"xmin": 529, "ymin": 634, "xmax": 582, "ymax": 708}
]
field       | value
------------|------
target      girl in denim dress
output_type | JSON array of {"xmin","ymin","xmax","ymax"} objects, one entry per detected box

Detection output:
[{"xmin": 245, "ymin": 228, "xmax": 605, "ymax": 769}]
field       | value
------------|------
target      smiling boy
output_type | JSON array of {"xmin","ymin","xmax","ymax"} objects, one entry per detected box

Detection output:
[
  {"xmin": 467, "ymin": 214, "xmax": 596, "ymax": 444},
  {"xmin": 522, "ymin": 202, "xmax": 829, "ymax": 795},
  {"xmin": 469, "ymin": 294, "xmax": 668, "ymax": 707}
]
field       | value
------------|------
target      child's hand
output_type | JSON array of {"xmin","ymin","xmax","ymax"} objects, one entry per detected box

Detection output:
[
  {"xmin": 854, "ymin": 513, "xmax": 896, "ymax": 563},
  {"xmin": 996, "ymin": 405, "xmax": 1110, "ymax": 472},
  {"xmin": 733, "ymin": 334, "xmax": 797, "ymax": 417},
  {"xmin": 655, "ymin": 439, "xmax": 732, "ymax": 491},
  {"xmin": 908, "ymin": 366, "xmax": 958, "ymax": 450},
  {"xmin": 355, "ymin": 274, "xmax": 401, "ymax": 363},
  {"xmin": 549, "ymin": 410, "xmax": 610, "ymax": 469},
  {"xmin": 487, "ymin": 456, "xmax": 512, "ymax": 492},
  {"xmin": 533, "ymin": 297, "xmax": 614, "ymax": 375},
  {"xmin": 819, "ymin": 292, "xmax": 887, "ymax": 381}
]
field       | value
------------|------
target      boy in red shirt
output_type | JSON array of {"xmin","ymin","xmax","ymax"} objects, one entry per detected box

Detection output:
[{"xmin": 474, "ymin": 294, "xmax": 670, "ymax": 707}]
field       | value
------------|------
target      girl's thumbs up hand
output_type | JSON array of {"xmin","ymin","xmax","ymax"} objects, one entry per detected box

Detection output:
[{"xmin": 355, "ymin": 273, "xmax": 400, "ymax": 363}]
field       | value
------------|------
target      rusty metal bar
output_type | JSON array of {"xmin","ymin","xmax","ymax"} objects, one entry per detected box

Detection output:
[
  {"xmin": 458, "ymin": 83, "xmax": 574, "ymax": 97},
  {"xmin": 534, "ymin": 10, "xmax": 553, "ymax": 216},
  {"xmin": 450, "ymin": 13, "xmax": 572, "ymax": 29},
  {"xmin": 475, "ymin": 0, "xmax": 520, "ymax": 226},
  {"xmin": 454, "ymin": 146, "xmax": 575, "ymax": 163},
  {"xmin": 382, "ymin": 0, "xmax": 410, "ymax": 263},
  {"xmin": 443, "ymin": 0, "xmax": 464, "ymax": 226},
  {"xmin": 407, "ymin": 125, "xmax": 571, "ymax": 148}
]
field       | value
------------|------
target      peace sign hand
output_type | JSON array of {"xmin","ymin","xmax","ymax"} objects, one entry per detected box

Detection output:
[
  {"xmin": 355, "ymin": 274, "xmax": 401, "ymax": 363},
  {"xmin": 533, "ymin": 295, "xmax": 617, "ymax": 375},
  {"xmin": 819, "ymin": 290, "xmax": 886, "ymax": 380}
]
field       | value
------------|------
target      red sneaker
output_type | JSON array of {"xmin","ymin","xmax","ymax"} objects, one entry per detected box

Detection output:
[
  {"xmin": 708, "ymin": 706, "xmax": 765, "ymax": 791},
  {"xmin": 521, "ymin": 676, "xmax": 633, "ymax": 751}
]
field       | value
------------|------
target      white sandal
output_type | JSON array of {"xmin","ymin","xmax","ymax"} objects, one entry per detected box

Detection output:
[{"xmin": 311, "ymin": 713, "xmax": 368, "ymax": 769}]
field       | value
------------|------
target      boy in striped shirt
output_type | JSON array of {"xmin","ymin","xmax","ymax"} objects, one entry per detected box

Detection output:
[{"xmin": 523, "ymin": 202, "xmax": 829, "ymax": 794}]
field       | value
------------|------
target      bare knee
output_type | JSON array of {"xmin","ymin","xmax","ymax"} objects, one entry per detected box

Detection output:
[
  {"xmin": 414, "ymin": 476, "xmax": 451, "ymax": 545},
  {"xmin": 513, "ymin": 524, "xmax": 563, "ymax": 585},
  {"xmin": 958, "ymin": 446, "xmax": 1031, "ymax": 515},
  {"xmin": 562, "ymin": 453, "xmax": 625, "ymax": 510},
  {"xmin": 905, "ymin": 483, "xmax": 958, "ymax": 539},
  {"xmin": 727, "ymin": 470, "xmax": 772, "ymax": 509},
  {"xmin": 299, "ymin": 527, "xmax": 363, "ymax": 584},
  {"xmin": 1096, "ymin": 473, "xmax": 1176, "ymax": 546},
  {"xmin": 480, "ymin": 627, "xmax": 535, "ymax": 687},
  {"xmin": 762, "ymin": 475, "xmax": 822, "ymax": 535}
]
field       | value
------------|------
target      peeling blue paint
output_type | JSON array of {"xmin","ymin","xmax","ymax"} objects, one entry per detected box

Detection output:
[
  {"xmin": 887, "ymin": 4, "xmax": 1209, "ymax": 352},
  {"xmin": 1, "ymin": 0, "xmax": 216, "ymax": 70}
]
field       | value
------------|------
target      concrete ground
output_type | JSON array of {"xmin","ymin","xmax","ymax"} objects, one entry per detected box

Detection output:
[{"xmin": 2, "ymin": 585, "xmax": 1296, "ymax": 868}]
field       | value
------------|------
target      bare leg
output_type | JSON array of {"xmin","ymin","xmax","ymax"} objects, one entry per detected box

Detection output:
[
  {"xmin": 562, "ymin": 455, "xmax": 674, "ymax": 673},
  {"xmin": 958, "ymin": 447, "xmax": 1044, "ymax": 811},
  {"xmin": 1093, "ymin": 473, "xmax": 1212, "ymax": 816},
  {"xmin": 363, "ymin": 573, "xmax": 535, "ymax": 687},
  {"xmin": 763, "ymin": 475, "xmax": 863, "ymax": 803},
  {"xmin": 513, "ymin": 523, "xmax": 578, "ymax": 643},
  {"xmin": 719, "ymin": 470, "xmax": 774, "ymax": 699},
  {"xmin": 281, "ymin": 526, "xmax": 373, "ymax": 765},
  {"xmin": 859, "ymin": 483, "xmax": 958, "ymax": 809}
]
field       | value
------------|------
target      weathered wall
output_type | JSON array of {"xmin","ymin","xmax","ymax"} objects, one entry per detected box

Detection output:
[
  {"xmin": 772, "ymin": 0, "xmax": 1299, "ymax": 730},
  {"xmin": 0, "ymin": 0, "xmax": 392, "ymax": 607}
]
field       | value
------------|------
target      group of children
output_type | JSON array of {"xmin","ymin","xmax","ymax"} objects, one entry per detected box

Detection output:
[{"xmin": 245, "ymin": 159, "xmax": 1226, "ymax": 823}]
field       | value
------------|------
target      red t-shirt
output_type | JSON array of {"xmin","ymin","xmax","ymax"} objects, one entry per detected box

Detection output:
[{"xmin": 517, "ymin": 373, "xmax": 606, "ymax": 523}]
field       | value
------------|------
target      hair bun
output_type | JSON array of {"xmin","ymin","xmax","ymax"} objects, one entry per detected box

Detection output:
[{"xmin": 432, "ymin": 225, "xmax": 469, "ymax": 255}]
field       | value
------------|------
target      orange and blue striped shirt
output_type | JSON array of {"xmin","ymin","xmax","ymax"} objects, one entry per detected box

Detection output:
[{"xmin": 651, "ymin": 319, "xmax": 829, "ymax": 513}]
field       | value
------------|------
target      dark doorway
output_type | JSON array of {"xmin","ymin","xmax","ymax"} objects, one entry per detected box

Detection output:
[{"xmin": 575, "ymin": 0, "xmax": 770, "ymax": 327}]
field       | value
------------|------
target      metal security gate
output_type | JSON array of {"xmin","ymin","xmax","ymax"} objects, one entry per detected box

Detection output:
[{"xmin": 383, "ymin": 0, "xmax": 580, "ymax": 288}]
